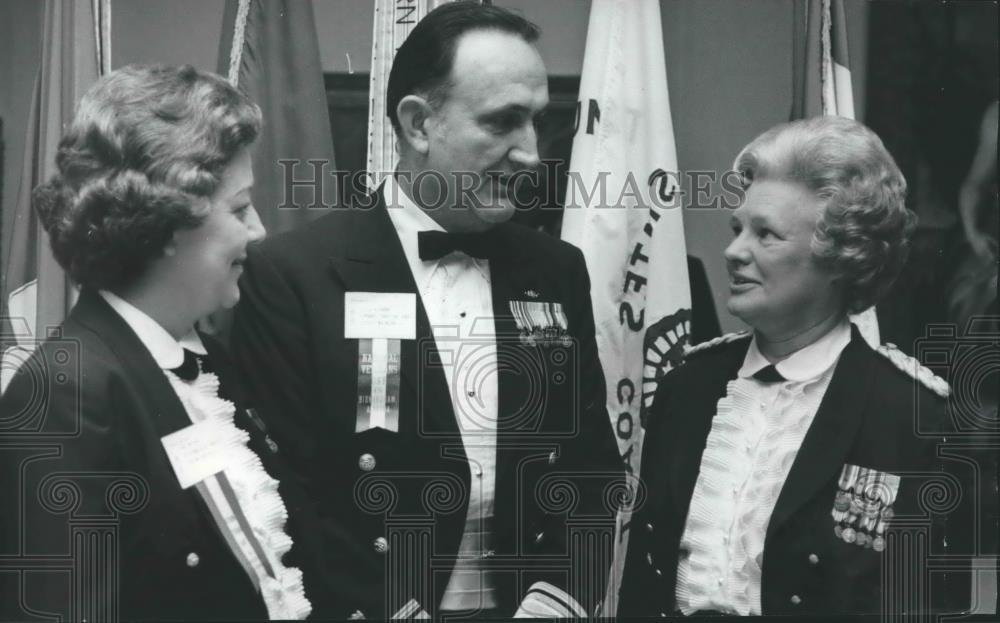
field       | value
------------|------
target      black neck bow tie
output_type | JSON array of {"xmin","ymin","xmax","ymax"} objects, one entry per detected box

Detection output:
[
  {"xmin": 170, "ymin": 348, "xmax": 211, "ymax": 382},
  {"xmin": 417, "ymin": 230, "xmax": 498, "ymax": 261},
  {"xmin": 752, "ymin": 364, "xmax": 785, "ymax": 383}
]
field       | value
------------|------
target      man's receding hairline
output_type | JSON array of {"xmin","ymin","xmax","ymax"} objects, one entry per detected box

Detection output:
[
  {"xmin": 428, "ymin": 27, "xmax": 543, "ymax": 108},
  {"xmin": 450, "ymin": 26, "xmax": 541, "ymax": 59}
]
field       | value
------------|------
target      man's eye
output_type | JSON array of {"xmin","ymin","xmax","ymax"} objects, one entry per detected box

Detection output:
[{"xmin": 490, "ymin": 115, "xmax": 520, "ymax": 132}]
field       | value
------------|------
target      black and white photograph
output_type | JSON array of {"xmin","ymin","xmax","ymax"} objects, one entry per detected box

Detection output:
[{"xmin": 0, "ymin": 0, "xmax": 996, "ymax": 620}]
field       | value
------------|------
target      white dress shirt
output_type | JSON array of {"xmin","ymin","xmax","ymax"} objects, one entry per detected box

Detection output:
[
  {"xmin": 384, "ymin": 176, "xmax": 499, "ymax": 611},
  {"xmin": 675, "ymin": 320, "xmax": 852, "ymax": 615}
]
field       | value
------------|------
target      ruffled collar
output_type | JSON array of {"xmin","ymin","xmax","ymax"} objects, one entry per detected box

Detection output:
[{"xmin": 165, "ymin": 368, "xmax": 312, "ymax": 619}]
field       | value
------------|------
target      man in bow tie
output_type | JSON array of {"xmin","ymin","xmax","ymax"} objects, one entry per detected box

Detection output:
[{"xmin": 230, "ymin": 3, "xmax": 622, "ymax": 620}]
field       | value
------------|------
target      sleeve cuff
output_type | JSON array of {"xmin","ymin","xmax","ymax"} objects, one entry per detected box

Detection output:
[{"xmin": 514, "ymin": 581, "xmax": 588, "ymax": 618}]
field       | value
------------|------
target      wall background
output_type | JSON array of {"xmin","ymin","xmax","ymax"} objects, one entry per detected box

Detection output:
[{"xmin": 1, "ymin": 0, "xmax": 870, "ymax": 333}]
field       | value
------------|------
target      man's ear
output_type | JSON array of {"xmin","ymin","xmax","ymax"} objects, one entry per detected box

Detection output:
[{"xmin": 396, "ymin": 94, "xmax": 434, "ymax": 155}]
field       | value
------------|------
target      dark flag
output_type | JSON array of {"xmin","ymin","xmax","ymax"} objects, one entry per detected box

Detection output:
[{"xmin": 218, "ymin": 0, "xmax": 337, "ymax": 235}]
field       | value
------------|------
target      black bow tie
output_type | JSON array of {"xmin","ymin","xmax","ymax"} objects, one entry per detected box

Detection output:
[
  {"xmin": 752, "ymin": 364, "xmax": 785, "ymax": 383},
  {"xmin": 417, "ymin": 230, "xmax": 498, "ymax": 261},
  {"xmin": 170, "ymin": 349, "xmax": 211, "ymax": 381}
]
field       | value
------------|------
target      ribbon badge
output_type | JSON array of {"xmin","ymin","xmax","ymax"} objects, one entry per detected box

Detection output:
[{"xmin": 831, "ymin": 464, "xmax": 901, "ymax": 552}]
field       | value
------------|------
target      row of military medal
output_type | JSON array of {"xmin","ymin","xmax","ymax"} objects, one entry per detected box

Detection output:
[{"xmin": 831, "ymin": 463, "xmax": 901, "ymax": 553}]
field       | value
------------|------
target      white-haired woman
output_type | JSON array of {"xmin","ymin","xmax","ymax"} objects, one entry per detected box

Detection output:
[{"xmin": 619, "ymin": 116, "xmax": 969, "ymax": 616}]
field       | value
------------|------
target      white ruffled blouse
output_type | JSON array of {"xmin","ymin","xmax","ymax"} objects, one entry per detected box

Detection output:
[
  {"xmin": 165, "ymin": 369, "xmax": 312, "ymax": 620},
  {"xmin": 99, "ymin": 291, "xmax": 312, "ymax": 620},
  {"xmin": 674, "ymin": 321, "xmax": 851, "ymax": 615}
]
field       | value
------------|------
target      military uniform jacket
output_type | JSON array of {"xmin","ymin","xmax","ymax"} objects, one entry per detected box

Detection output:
[
  {"xmin": 0, "ymin": 289, "xmax": 337, "ymax": 621},
  {"xmin": 618, "ymin": 326, "xmax": 972, "ymax": 617},
  {"xmin": 229, "ymin": 191, "xmax": 623, "ymax": 619}
]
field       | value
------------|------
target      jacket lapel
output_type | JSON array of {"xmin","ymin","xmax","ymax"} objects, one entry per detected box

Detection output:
[
  {"xmin": 487, "ymin": 226, "xmax": 547, "ymax": 439},
  {"xmin": 327, "ymin": 192, "xmax": 459, "ymax": 438},
  {"xmin": 69, "ymin": 289, "xmax": 222, "ymax": 534},
  {"xmin": 71, "ymin": 289, "xmax": 194, "ymax": 438},
  {"xmin": 766, "ymin": 326, "xmax": 873, "ymax": 535},
  {"xmin": 485, "ymin": 227, "xmax": 562, "ymax": 536}
]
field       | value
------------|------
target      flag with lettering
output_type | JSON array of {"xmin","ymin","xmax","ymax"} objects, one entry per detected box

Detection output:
[
  {"xmin": 1, "ymin": 0, "xmax": 108, "ymax": 392},
  {"xmin": 791, "ymin": 0, "xmax": 879, "ymax": 344},
  {"xmin": 219, "ymin": 0, "xmax": 337, "ymax": 234},
  {"xmin": 560, "ymin": 1, "xmax": 691, "ymax": 613},
  {"xmin": 366, "ymin": 0, "xmax": 454, "ymax": 187}
]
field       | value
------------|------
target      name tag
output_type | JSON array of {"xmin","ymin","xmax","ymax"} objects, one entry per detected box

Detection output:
[
  {"xmin": 345, "ymin": 292, "xmax": 416, "ymax": 340},
  {"xmin": 161, "ymin": 420, "xmax": 233, "ymax": 489}
]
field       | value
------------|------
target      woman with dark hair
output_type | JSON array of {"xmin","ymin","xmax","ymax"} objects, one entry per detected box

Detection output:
[
  {"xmin": 0, "ymin": 64, "xmax": 330, "ymax": 620},
  {"xmin": 618, "ymin": 116, "xmax": 969, "ymax": 616}
]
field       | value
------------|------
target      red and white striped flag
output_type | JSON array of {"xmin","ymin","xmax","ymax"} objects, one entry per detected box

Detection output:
[
  {"xmin": 560, "ymin": 1, "xmax": 691, "ymax": 613},
  {"xmin": 791, "ymin": 0, "xmax": 879, "ymax": 344}
]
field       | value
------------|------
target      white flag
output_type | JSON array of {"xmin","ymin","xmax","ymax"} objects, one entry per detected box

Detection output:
[
  {"xmin": 561, "ymin": 1, "xmax": 691, "ymax": 613},
  {"xmin": 366, "ymin": 0, "xmax": 454, "ymax": 189}
]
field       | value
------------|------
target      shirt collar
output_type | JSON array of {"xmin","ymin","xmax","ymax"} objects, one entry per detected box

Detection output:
[
  {"xmin": 383, "ymin": 173, "xmax": 490, "ymax": 288},
  {"xmin": 738, "ymin": 318, "xmax": 852, "ymax": 383},
  {"xmin": 384, "ymin": 173, "xmax": 447, "ymax": 246},
  {"xmin": 98, "ymin": 290, "xmax": 206, "ymax": 370}
]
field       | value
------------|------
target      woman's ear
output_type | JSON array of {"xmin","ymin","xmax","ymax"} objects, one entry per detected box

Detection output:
[
  {"xmin": 396, "ymin": 94, "xmax": 434, "ymax": 155},
  {"xmin": 162, "ymin": 238, "xmax": 178, "ymax": 258}
]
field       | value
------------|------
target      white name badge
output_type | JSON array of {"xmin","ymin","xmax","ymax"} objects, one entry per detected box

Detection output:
[
  {"xmin": 344, "ymin": 292, "xmax": 417, "ymax": 340},
  {"xmin": 161, "ymin": 420, "xmax": 233, "ymax": 489}
]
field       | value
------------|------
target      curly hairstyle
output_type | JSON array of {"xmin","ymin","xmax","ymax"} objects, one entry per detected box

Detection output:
[
  {"xmin": 33, "ymin": 64, "xmax": 262, "ymax": 291},
  {"xmin": 733, "ymin": 116, "xmax": 915, "ymax": 313}
]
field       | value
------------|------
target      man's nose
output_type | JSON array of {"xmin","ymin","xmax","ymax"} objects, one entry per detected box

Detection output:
[{"xmin": 508, "ymin": 124, "xmax": 540, "ymax": 169}]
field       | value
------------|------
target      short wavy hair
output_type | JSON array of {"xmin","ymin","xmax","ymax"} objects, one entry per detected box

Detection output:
[
  {"xmin": 733, "ymin": 116, "xmax": 915, "ymax": 313},
  {"xmin": 33, "ymin": 64, "xmax": 262, "ymax": 291}
]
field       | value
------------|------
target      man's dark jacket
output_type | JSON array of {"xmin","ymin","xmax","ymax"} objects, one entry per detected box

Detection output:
[{"xmin": 230, "ymin": 192, "xmax": 623, "ymax": 618}]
